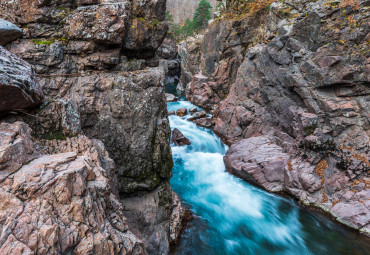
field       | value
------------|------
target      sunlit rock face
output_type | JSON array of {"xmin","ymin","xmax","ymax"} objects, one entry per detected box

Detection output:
[
  {"xmin": 0, "ymin": 121, "xmax": 146, "ymax": 255},
  {"xmin": 166, "ymin": 0, "xmax": 218, "ymax": 24},
  {"xmin": 0, "ymin": 0, "xmax": 184, "ymax": 254}
]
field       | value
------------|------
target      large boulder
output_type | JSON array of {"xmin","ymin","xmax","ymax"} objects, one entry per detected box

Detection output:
[
  {"xmin": 224, "ymin": 135, "xmax": 370, "ymax": 234},
  {"xmin": 224, "ymin": 136, "xmax": 290, "ymax": 192},
  {"xmin": 0, "ymin": 19, "xmax": 22, "ymax": 46},
  {"xmin": 0, "ymin": 46, "xmax": 42, "ymax": 112},
  {"xmin": 171, "ymin": 128, "xmax": 191, "ymax": 146},
  {"xmin": 166, "ymin": 93, "xmax": 178, "ymax": 102}
]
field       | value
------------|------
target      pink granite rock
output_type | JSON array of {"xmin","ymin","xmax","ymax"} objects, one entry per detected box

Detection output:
[
  {"xmin": 0, "ymin": 122, "xmax": 145, "ymax": 254},
  {"xmin": 224, "ymin": 136, "xmax": 290, "ymax": 192}
]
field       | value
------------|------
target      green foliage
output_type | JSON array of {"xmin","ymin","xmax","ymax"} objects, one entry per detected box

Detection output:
[
  {"xmin": 33, "ymin": 39, "xmax": 54, "ymax": 45},
  {"xmin": 33, "ymin": 37, "xmax": 69, "ymax": 45},
  {"xmin": 192, "ymin": 0, "xmax": 213, "ymax": 31},
  {"xmin": 165, "ymin": 11, "xmax": 174, "ymax": 23},
  {"xmin": 167, "ymin": 0, "xmax": 213, "ymax": 41},
  {"xmin": 151, "ymin": 19, "xmax": 160, "ymax": 27}
]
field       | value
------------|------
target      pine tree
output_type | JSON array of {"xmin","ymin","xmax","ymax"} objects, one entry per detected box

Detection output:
[
  {"xmin": 181, "ymin": 18, "xmax": 194, "ymax": 38},
  {"xmin": 192, "ymin": 0, "xmax": 213, "ymax": 32}
]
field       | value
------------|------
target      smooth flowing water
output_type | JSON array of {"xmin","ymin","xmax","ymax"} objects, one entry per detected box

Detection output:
[{"xmin": 168, "ymin": 100, "xmax": 370, "ymax": 255}]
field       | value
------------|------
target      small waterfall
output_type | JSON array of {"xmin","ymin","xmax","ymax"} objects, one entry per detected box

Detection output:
[{"xmin": 168, "ymin": 100, "xmax": 370, "ymax": 255}]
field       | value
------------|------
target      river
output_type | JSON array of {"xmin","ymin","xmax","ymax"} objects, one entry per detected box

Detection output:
[{"xmin": 168, "ymin": 100, "xmax": 370, "ymax": 255}]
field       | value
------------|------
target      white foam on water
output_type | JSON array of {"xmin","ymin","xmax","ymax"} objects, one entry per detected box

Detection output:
[{"xmin": 168, "ymin": 101, "xmax": 311, "ymax": 254}]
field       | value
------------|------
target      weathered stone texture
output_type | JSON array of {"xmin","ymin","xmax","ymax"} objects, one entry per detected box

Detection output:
[
  {"xmin": 0, "ymin": 122, "xmax": 146, "ymax": 255},
  {"xmin": 0, "ymin": 0, "xmax": 180, "ymax": 253},
  {"xmin": 0, "ymin": 46, "xmax": 43, "ymax": 112},
  {"xmin": 182, "ymin": 0, "xmax": 370, "ymax": 234}
]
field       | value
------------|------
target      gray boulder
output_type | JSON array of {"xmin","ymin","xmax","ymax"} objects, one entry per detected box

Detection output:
[
  {"xmin": 0, "ymin": 46, "xmax": 43, "ymax": 113},
  {"xmin": 0, "ymin": 19, "xmax": 22, "ymax": 46},
  {"xmin": 171, "ymin": 128, "xmax": 191, "ymax": 146}
]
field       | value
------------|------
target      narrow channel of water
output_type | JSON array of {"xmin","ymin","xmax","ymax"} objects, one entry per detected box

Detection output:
[{"xmin": 168, "ymin": 100, "xmax": 370, "ymax": 255}]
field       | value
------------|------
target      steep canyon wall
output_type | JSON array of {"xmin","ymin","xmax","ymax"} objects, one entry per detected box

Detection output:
[
  {"xmin": 0, "ymin": 0, "xmax": 184, "ymax": 254},
  {"xmin": 180, "ymin": 0, "xmax": 370, "ymax": 235}
]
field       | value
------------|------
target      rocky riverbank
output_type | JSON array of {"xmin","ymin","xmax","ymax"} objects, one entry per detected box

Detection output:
[
  {"xmin": 180, "ymin": 0, "xmax": 370, "ymax": 235},
  {"xmin": 0, "ymin": 0, "xmax": 185, "ymax": 254}
]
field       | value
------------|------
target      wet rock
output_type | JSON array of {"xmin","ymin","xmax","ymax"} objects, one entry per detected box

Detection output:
[
  {"xmin": 168, "ymin": 110, "xmax": 175, "ymax": 116},
  {"xmin": 0, "ymin": 19, "xmax": 22, "ymax": 46},
  {"xmin": 195, "ymin": 117, "xmax": 213, "ymax": 128},
  {"xmin": 189, "ymin": 107, "xmax": 198, "ymax": 113},
  {"xmin": 0, "ymin": 46, "xmax": 42, "ymax": 112},
  {"xmin": 171, "ymin": 128, "xmax": 191, "ymax": 146},
  {"xmin": 224, "ymin": 136, "xmax": 290, "ymax": 192},
  {"xmin": 170, "ymin": 192, "xmax": 185, "ymax": 246},
  {"xmin": 166, "ymin": 93, "xmax": 178, "ymax": 102},
  {"xmin": 188, "ymin": 110, "xmax": 206, "ymax": 121},
  {"xmin": 176, "ymin": 108, "xmax": 188, "ymax": 117}
]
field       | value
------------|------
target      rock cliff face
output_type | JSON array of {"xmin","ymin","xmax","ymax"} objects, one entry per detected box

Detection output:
[
  {"xmin": 0, "ymin": 122, "xmax": 145, "ymax": 255},
  {"xmin": 158, "ymin": 38, "xmax": 181, "ymax": 83},
  {"xmin": 0, "ymin": 0, "xmax": 184, "ymax": 254},
  {"xmin": 166, "ymin": 0, "xmax": 218, "ymax": 24},
  {"xmin": 181, "ymin": 0, "xmax": 370, "ymax": 235}
]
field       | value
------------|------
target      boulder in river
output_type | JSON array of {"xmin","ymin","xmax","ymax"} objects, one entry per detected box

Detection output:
[
  {"xmin": 0, "ymin": 19, "xmax": 22, "ymax": 46},
  {"xmin": 189, "ymin": 107, "xmax": 197, "ymax": 113},
  {"xmin": 168, "ymin": 110, "xmax": 175, "ymax": 116},
  {"xmin": 188, "ymin": 110, "xmax": 206, "ymax": 121},
  {"xmin": 171, "ymin": 128, "xmax": 191, "ymax": 146},
  {"xmin": 195, "ymin": 117, "xmax": 213, "ymax": 128},
  {"xmin": 0, "ymin": 46, "xmax": 43, "ymax": 113},
  {"xmin": 166, "ymin": 93, "xmax": 178, "ymax": 102},
  {"xmin": 176, "ymin": 108, "xmax": 187, "ymax": 117},
  {"xmin": 224, "ymin": 136, "xmax": 290, "ymax": 193}
]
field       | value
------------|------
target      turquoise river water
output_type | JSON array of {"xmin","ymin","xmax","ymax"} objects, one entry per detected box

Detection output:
[{"xmin": 168, "ymin": 100, "xmax": 370, "ymax": 255}]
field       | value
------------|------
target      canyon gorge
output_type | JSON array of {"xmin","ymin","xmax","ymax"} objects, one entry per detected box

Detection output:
[{"xmin": 0, "ymin": 0, "xmax": 369, "ymax": 254}]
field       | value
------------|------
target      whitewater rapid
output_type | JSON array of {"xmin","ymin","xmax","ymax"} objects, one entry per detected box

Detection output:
[{"xmin": 168, "ymin": 100, "xmax": 370, "ymax": 255}]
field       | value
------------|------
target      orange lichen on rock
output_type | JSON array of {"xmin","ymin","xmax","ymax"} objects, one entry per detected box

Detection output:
[
  {"xmin": 353, "ymin": 153, "xmax": 370, "ymax": 167},
  {"xmin": 339, "ymin": 0, "xmax": 360, "ymax": 10},
  {"xmin": 339, "ymin": 145, "xmax": 354, "ymax": 151},
  {"xmin": 322, "ymin": 191, "xmax": 328, "ymax": 203},
  {"xmin": 352, "ymin": 180, "xmax": 370, "ymax": 189},
  {"xmin": 288, "ymin": 160, "xmax": 293, "ymax": 171},
  {"xmin": 315, "ymin": 159, "xmax": 328, "ymax": 184},
  {"xmin": 332, "ymin": 200, "xmax": 340, "ymax": 207}
]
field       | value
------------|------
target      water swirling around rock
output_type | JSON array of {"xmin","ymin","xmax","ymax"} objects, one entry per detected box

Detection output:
[{"xmin": 168, "ymin": 100, "xmax": 370, "ymax": 255}]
